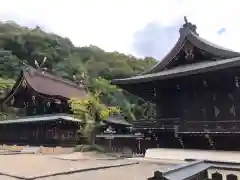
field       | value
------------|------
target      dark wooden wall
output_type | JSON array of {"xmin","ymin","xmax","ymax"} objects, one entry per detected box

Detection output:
[
  {"xmin": 0, "ymin": 120, "xmax": 80, "ymax": 146},
  {"xmin": 154, "ymin": 68, "xmax": 240, "ymax": 132}
]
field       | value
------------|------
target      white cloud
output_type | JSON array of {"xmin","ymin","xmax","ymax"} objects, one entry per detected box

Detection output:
[
  {"xmin": 182, "ymin": 0, "xmax": 240, "ymax": 53},
  {"xmin": 0, "ymin": 0, "xmax": 240, "ymax": 59}
]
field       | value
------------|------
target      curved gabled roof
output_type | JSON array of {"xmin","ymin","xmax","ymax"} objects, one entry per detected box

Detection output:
[
  {"xmin": 23, "ymin": 67, "xmax": 87, "ymax": 99},
  {"xmin": 112, "ymin": 57, "xmax": 240, "ymax": 85},
  {"xmin": 105, "ymin": 115, "xmax": 131, "ymax": 126},
  {"xmin": 0, "ymin": 114, "xmax": 81, "ymax": 124},
  {"xmin": 2, "ymin": 66, "xmax": 88, "ymax": 104},
  {"xmin": 146, "ymin": 21, "xmax": 240, "ymax": 74}
]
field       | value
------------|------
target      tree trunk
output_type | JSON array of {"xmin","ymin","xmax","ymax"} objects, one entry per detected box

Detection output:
[{"xmin": 90, "ymin": 128, "xmax": 96, "ymax": 145}]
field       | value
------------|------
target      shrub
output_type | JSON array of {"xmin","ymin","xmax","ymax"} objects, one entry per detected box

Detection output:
[{"xmin": 74, "ymin": 144, "xmax": 86, "ymax": 152}]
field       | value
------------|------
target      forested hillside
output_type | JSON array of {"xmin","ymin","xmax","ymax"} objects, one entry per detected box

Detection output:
[{"xmin": 0, "ymin": 22, "xmax": 157, "ymax": 121}]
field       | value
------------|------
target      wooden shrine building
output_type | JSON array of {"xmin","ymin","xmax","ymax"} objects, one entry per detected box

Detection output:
[
  {"xmin": 0, "ymin": 68, "xmax": 134, "ymax": 147},
  {"xmin": 0, "ymin": 66, "xmax": 88, "ymax": 146},
  {"xmin": 1, "ymin": 66, "xmax": 87, "ymax": 116},
  {"xmin": 0, "ymin": 114, "xmax": 81, "ymax": 146},
  {"xmin": 0, "ymin": 113, "xmax": 133, "ymax": 147},
  {"xmin": 96, "ymin": 115, "xmax": 142, "ymax": 154},
  {"xmin": 112, "ymin": 17, "xmax": 240, "ymax": 150}
]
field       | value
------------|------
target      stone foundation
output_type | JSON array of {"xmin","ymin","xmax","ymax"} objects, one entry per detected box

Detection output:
[
  {"xmin": 0, "ymin": 144, "xmax": 73, "ymax": 154},
  {"xmin": 145, "ymin": 148, "xmax": 240, "ymax": 163}
]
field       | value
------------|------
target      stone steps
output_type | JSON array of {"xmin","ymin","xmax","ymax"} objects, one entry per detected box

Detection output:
[{"xmin": 21, "ymin": 146, "xmax": 41, "ymax": 154}]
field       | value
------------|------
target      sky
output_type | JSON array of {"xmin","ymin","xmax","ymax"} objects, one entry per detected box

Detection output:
[{"xmin": 1, "ymin": 0, "xmax": 240, "ymax": 60}]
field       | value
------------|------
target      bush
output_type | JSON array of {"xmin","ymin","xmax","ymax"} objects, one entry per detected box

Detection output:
[
  {"xmin": 74, "ymin": 144, "xmax": 105, "ymax": 153},
  {"xmin": 74, "ymin": 144, "xmax": 86, "ymax": 152}
]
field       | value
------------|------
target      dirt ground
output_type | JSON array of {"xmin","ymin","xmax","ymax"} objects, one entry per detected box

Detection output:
[{"xmin": 0, "ymin": 153, "xmax": 173, "ymax": 180}]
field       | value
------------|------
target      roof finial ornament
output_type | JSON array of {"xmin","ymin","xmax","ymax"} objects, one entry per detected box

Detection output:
[
  {"xmin": 35, "ymin": 57, "xmax": 48, "ymax": 73},
  {"xmin": 184, "ymin": 16, "xmax": 188, "ymax": 24},
  {"xmin": 180, "ymin": 16, "xmax": 198, "ymax": 35}
]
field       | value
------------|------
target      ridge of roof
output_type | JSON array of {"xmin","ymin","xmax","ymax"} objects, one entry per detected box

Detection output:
[
  {"xmin": 105, "ymin": 115, "xmax": 132, "ymax": 126},
  {"xmin": 188, "ymin": 31, "xmax": 240, "ymax": 57},
  {"xmin": 16, "ymin": 66, "xmax": 88, "ymax": 99},
  {"xmin": 189, "ymin": 31, "xmax": 240, "ymax": 54},
  {"xmin": 145, "ymin": 18, "xmax": 240, "ymax": 74},
  {"xmin": 24, "ymin": 66, "xmax": 86, "ymax": 91},
  {"xmin": 0, "ymin": 113, "xmax": 81, "ymax": 124}
]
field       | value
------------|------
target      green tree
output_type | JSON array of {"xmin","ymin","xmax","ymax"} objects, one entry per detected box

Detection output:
[
  {"xmin": 0, "ymin": 21, "xmax": 157, "ymax": 121},
  {"xmin": 90, "ymin": 78, "xmax": 138, "ymax": 121},
  {"xmin": 53, "ymin": 53, "xmax": 87, "ymax": 81},
  {"xmin": 0, "ymin": 50, "xmax": 21, "ymax": 78},
  {"xmin": 69, "ymin": 92, "xmax": 119, "ymax": 145},
  {"xmin": 0, "ymin": 78, "xmax": 21, "ymax": 119},
  {"xmin": 0, "ymin": 78, "xmax": 15, "ymax": 90}
]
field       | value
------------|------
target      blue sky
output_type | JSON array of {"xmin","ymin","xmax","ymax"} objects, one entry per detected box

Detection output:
[{"xmin": 1, "ymin": 0, "xmax": 240, "ymax": 60}]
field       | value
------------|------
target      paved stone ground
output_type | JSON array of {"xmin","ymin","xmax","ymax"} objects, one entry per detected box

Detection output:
[
  {"xmin": 145, "ymin": 148, "xmax": 240, "ymax": 162},
  {"xmin": 0, "ymin": 154, "xmax": 174, "ymax": 180},
  {"xmin": 0, "ymin": 176, "xmax": 16, "ymax": 180},
  {"xmin": 38, "ymin": 163, "xmax": 171, "ymax": 180},
  {"xmin": 1, "ymin": 148, "xmax": 240, "ymax": 180}
]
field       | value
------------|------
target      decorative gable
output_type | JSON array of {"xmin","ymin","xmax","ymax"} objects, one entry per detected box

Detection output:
[
  {"xmin": 146, "ymin": 17, "xmax": 240, "ymax": 73},
  {"xmin": 164, "ymin": 41, "xmax": 225, "ymax": 70}
]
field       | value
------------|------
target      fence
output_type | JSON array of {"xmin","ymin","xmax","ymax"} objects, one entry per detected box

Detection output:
[{"xmin": 95, "ymin": 134, "xmax": 143, "ymax": 155}]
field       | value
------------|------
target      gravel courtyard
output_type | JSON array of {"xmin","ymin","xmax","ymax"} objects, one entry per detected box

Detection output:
[{"xmin": 0, "ymin": 153, "xmax": 174, "ymax": 180}]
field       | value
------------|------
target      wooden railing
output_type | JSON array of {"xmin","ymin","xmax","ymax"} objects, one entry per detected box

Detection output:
[
  {"xmin": 132, "ymin": 118, "xmax": 181, "ymax": 130},
  {"xmin": 178, "ymin": 120, "xmax": 240, "ymax": 133},
  {"xmin": 133, "ymin": 118, "xmax": 240, "ymax": 133}
]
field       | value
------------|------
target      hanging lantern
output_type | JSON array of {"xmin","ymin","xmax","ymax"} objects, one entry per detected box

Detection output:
[
  {"xmin": 203, "ymin": 80, "xmax": 208, "ymax": 87},
  {"xmin": 46, "ymin": 101, "xmax": 51, "ymax": 107},
  {"xmin": 32, "ymin": 95, "xmax": 36, "ymax": 102},
  {"xmin": 176, "ymin": 84, "xmax": 180, "ymax": 91},
  {"xmin": 235, "ymin": 76, "xmax": 240, "ymax": 88}
]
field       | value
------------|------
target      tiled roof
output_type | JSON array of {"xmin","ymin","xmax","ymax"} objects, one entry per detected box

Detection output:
[
  {"xmin": 0, "ymin": 114, "xmax": 81, "ymax": 124},
  {"xmin": 112, "ymin": 57, "xmax": 240, "ymax": 85}
]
